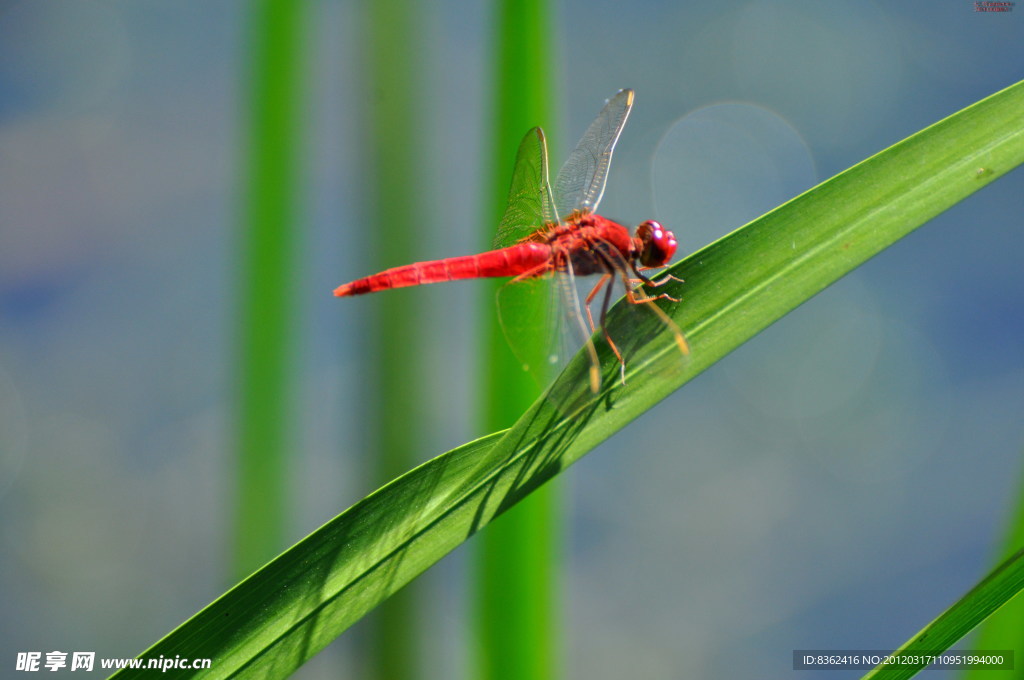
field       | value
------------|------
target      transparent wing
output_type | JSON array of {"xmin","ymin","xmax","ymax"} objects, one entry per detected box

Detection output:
[
  {"xmin": 554, "ymin": 253, "xmax": 603, "ymax": 394},
  {"xmin": 493, "ymin": 127, "xmax": 558, "ymax": 249},
  {"xmin": 553, "ymin": 88, "xmax": 634, "ymax": 218},
  {"xmin": 496, "ymin": 252, "xmax": 602, "ymax": 395},
  {"xmin": 496, "ymin": 273, "xmax": 559, "ymax": 389}
]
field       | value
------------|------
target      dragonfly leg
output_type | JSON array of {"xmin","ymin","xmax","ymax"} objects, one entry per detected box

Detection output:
[
  {"xmin": 627, "ymin": 284, "xmax": 681, "ymax": 305},
  {"xmin": 596, "ymin": 276, "xmax": 627, "ymax": 384},
  {"xmin": 617, "ymin": 268, "xmax": 690, "ymax": 356},
  {"xmin": 627, "ymin": 277, "xmax": 680, "ymax": 300},
  {"xmin": 630, "ymin": 264, "xmax": 682, "ymax": 301},
  {"xmin": 644, "ymin": 272, "xmax": 685, "ymax": 286},
  {"xmin": 630, "ymin": 291, "xmax": 679, "ymax": 304},
  {"xmin": 584, "ymin": 274, "xmax": 612, "ymax": 333}
]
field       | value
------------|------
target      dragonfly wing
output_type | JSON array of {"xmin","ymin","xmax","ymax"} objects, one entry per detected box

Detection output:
[
  {"xmin": 493, "ymin": 128, "xmax": 558, "ymax": 392},
  {"xmin": 496, "ymin": 272, "xmax": 559, "ymax": 388},
  {"xmin": 555, "ymin": 252, "xmax": 603, "ymax": 393},
  {"xmin": 493, "ymin": 127, "xmax": 558, "ymax": 249},
  {"xmin": 497, "ymin": 254, "xmax": 602, "ymax": 396},
  {"xmin": 553, "ymin": 88, "xmax": 634, "ymax": 218}
]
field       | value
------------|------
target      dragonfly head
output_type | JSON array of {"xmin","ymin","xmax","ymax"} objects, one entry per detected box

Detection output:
[{"xmin": 636, "ymin": 220, "xmax": 677, "ymax": 267}]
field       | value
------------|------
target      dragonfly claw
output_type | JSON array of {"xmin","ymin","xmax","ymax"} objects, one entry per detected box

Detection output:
[
  {"xmin": 646, "ymin": 273, "xmax": 684, "ymax": 287},
  {"xmin": 629, "ymin": 292, "xmax": 680, "ymax": 304}
]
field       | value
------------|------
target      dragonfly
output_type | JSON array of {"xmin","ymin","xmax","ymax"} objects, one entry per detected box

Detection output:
[{"xmin": 335, "ymin": 89, "xmax": 689, "ymax": 392}]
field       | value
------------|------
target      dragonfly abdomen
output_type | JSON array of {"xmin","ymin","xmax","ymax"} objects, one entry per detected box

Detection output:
[{"xmin": 334, "ymin": 243, "xmax": 551, "ymax": 297}]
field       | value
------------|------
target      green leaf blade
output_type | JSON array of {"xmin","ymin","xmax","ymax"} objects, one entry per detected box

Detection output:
[
  {"xmin": 860, "ymin": 548, "xmax": 1024, "ymax": 680},
  {"xmin": 112, "ymin": 79, "xmax": 1024, "ymax": 679}
]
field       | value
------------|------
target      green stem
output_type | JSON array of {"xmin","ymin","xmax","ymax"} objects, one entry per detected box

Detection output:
[
  {"xmin": 361, "ymin": 0, "xmax": 424, "ymax": 676},
  {"xmin": 477, "ymin": 0, "xmax": 557, "ymax": 678},
  {"xmin": 234, "ymin": 0, "xmax": 304, "ymax": 581}
]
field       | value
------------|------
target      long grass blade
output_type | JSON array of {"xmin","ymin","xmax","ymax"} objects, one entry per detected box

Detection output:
[
  {"xmin": 960, "ymin": 460, "xmax": 1024, "ymax": 680},
  {"xmin": 860, "ymin": 548, "xmax": 1024, "ymax": 679}
]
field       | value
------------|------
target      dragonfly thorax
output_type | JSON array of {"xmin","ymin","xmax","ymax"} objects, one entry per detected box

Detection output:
[{"xmin": 544, "ymin": 214, "xmax": 634, "ymax": 276}]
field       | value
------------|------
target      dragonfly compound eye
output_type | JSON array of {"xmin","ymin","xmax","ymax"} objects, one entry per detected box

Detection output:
[{"xmin": 637, "ymin": 220, "xmax": 677, "ymax": 267}]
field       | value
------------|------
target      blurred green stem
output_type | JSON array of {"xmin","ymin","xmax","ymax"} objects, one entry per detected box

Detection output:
[
  {"xmin": 235, "ymin": 0, "xmax": 304, "ymax": 580},
  {"xmin": 477, "ymin": 0, "xmax": 557, "ymax": 678},
  {"xmin": 361, "ymin": 0, "xmax": 424, "ymax": 677}
]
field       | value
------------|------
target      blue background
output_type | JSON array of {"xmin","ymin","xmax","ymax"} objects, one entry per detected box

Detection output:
[{"xmin": 0, "ymin": 1, "xmax": 1022, "ymax": 678}]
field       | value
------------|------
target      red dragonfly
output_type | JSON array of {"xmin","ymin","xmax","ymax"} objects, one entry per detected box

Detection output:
[{"xmin": 335, "ymin": 89, "xmax": 689, "ymax": 391}]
